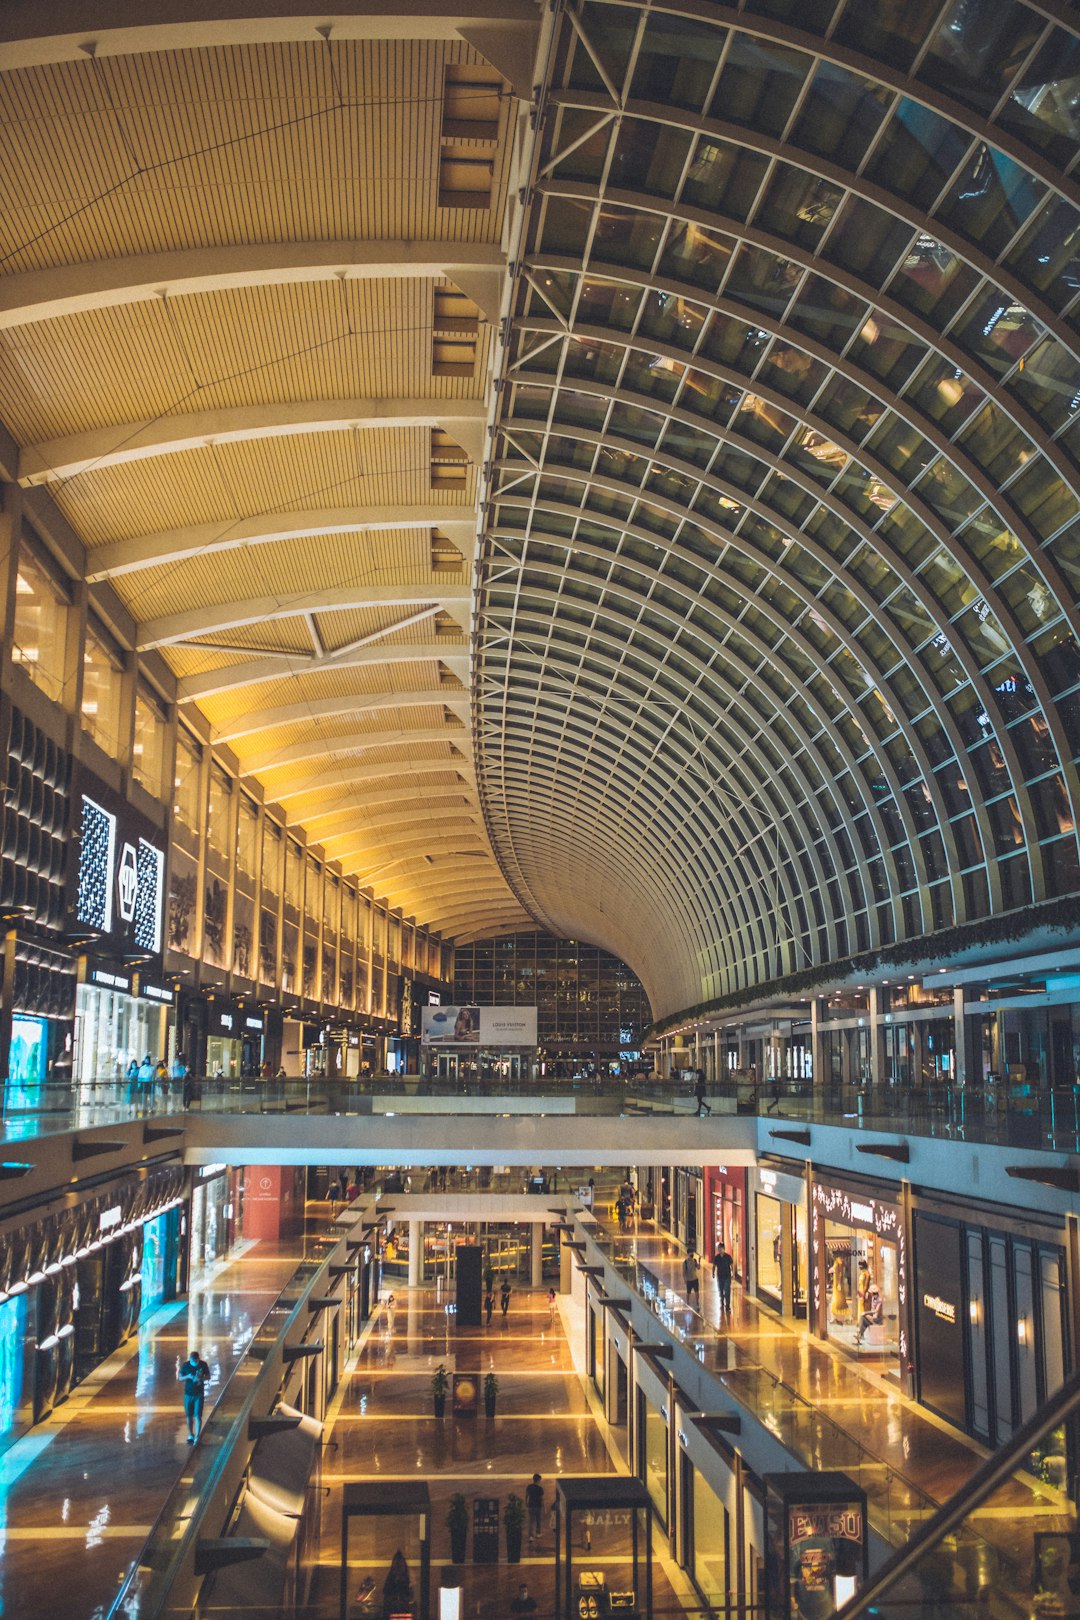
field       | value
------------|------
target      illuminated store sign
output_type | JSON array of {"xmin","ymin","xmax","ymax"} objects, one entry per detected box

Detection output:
[
  {"xmin": 76, "ymin": 794, "xmax": 164, "ymax": 954},
  {"xmin": 89, "ymin": 967, "xmax": 132, "ymax": 994},
  {"xmin": 922, "ymin": 1293, "xmax": 956, "ymax": 1324}
]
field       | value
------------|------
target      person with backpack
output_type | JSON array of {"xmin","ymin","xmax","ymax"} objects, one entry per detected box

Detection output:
[{"xmin": 682, "ymin": 1251, "xmax": 700, "ymax": 1304}]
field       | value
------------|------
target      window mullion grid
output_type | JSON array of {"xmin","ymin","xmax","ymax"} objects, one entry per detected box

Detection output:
[
  {"xmin": 852, "ymin": 85, "xmax": 903, "ymax": 179},
  {"xmin": 987, "ymin": 21, "xmax": 1054, "ymax": 126}
]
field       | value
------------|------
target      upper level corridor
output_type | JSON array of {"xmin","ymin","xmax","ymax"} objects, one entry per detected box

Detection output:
[{"xmin": 3, "ymin": 1070, "xmax": 1080, "ymax": 1158}]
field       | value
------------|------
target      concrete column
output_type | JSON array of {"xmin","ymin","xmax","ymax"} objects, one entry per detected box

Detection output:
[
  {"xmin": 408, "ymin": 1220, "xmax": 422, "ymax": 1288},
  {"xmin": 868, "ymin": 988, "xmax": 885, "ymax": 1086},
  {"xmin": 952, "ymin": 986, "xmax": 968, "ymax": 1086},
  {"xmin": 530, "ymin": 1223, "xmax": 543, "ymax": 1288},
  {"xmin": 559, "ymin": 1233, "xmax": 572, "ymax": 1293},
  {"xmin": 811, "ymin": 998, "xmax": 825, "ymax": 1087}
]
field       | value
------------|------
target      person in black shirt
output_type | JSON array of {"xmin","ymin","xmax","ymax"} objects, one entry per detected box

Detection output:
[
  {"xmin": 712, "ymin": 1244, "xmax": 733, "ymax": 1316},
  {"xmin": 525, "ymin": 1474, "xmax": 545, "ymax": 1542},
  {"xmin": 179, "ymin": 1350, "xmax": 210, "ymax": 1442}
]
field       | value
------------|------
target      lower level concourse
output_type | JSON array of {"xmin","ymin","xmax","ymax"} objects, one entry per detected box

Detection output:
[{"xmin": 0, "ymin": 1141, "xmax": 1074, "ymax": 1620}]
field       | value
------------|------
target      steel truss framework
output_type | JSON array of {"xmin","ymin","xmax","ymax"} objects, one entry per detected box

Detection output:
[{"xmin": 476, "ymin": 0, "xmax": 1080, "ymax": 1016}]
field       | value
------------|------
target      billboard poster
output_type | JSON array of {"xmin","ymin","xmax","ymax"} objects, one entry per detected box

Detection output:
[
  {"xmin": 420, "ymin": 1005, "xmax": 539, "ymax": 1045},
  {"xmin": 480, "ymin": 1006, "xmax": 537, "ymax": 1045},
  {"xmin": 786, "ymin": 1502, "xmax": 865, "ymax": 1620},
  {"xmin": 422, "ymin": 1004, "xmax": 479, "ymax": 1043}
]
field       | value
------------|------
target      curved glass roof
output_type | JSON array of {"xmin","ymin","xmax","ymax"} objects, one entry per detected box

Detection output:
[{"xmin": 476, "ymin": 0, "xmax": 1080, "ymax": 1017}]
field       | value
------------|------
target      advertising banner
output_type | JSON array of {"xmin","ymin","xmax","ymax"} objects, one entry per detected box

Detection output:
[
  {"xmin": 480, "ymin": 1006, "xmax": 538, "ymax": 1045},
  {"xmin": 420, "ymin": 1005, "xmax": 538, "ymax": 1045}
]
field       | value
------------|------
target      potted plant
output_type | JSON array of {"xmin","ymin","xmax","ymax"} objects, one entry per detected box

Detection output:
[
  {"xmin": 484, "ymin": 1370, "xmax": 499, "ymax": 1418},
  {"xmin": 431, "ymin": 1363, "xmax": 450, "ymax": 1418},
  {"xmin": 504, "ymin": 1493, "xmax": 524, "ymax": 1564},
  {"xmin": 447, "ymin": 1492, "xmax": 469, "ymax": 1563}
]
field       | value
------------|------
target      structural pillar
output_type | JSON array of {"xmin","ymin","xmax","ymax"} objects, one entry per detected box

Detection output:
[
  {"xmin": 559, "ymin": 1233, "xmax": 573, "ymax": 1294},
  {"xmin": 530, "ymin": 1223, "xmax": 543, "ymax": 1288},
  {"xmin": 408, "ymin": 1220, "xmax": 422, "ymax": 1288},
  {"xmin": 868, "ymin": 987, "xmax": 885, "ymax": 1087},
  {"xmin": 952, "ymin": 986, "xmax": 968, "ymax": 1087}
]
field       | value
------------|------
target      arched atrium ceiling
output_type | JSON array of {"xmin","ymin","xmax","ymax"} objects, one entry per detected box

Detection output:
[
  {"xmin": 0, "ymin": 2, "xmax": 545, "ymax": 942},
  {"xmin": 475, "ymin": 0, "xmax": 1080, "ymax": 1018}
]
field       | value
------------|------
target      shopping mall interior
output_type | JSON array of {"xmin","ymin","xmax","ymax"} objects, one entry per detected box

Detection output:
[{"xmin": 0, "ymin": 1, "xmax": 1078, "ymax": 1618}]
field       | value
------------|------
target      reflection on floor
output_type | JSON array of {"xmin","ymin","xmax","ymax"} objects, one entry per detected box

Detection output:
[
  {"xmin": 0, "ymin": 1239, "xmax": 312, "ymax": 1620},
  {"xmin": 306, "ymin": 1283, "xmax": 682, "ymax": 1620}
]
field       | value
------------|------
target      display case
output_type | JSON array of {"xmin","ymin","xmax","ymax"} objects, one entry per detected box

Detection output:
[
  {"xmin": 764, "ymin": 1472, "xmax": 868, "ymax": 1620},
  {"xmin": 340, "ymin": 1481, "xmax": 431, "ymax": 1620},
  {"xmin": 554, "ymin": 1478, "xmax": 652, "ymax": 1620}
]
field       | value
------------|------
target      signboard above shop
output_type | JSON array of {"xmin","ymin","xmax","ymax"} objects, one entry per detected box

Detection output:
[{"xmin": 420, "ymin": 1004, "xmax": 538, "ymax": 1045}]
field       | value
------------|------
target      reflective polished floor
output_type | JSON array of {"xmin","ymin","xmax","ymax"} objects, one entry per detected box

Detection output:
[
  {"xmin": 0, "ymin": 1193, "xmax": 1053, "ymax": 1620},
  {"xmin": 303, "ymin": 1288, "xmax": 632, "ymax": 1620},
  {"xmin": 0, "ymin": 1239, "xmax": 309, "ymax": 1620}
]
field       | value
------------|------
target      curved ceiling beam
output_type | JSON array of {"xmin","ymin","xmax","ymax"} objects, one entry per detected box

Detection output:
[
  {"xmin": 241, "ymin": 725, "xmax": 467, "ymax": 777},
  {"xmin": 139, "ymin": 582, "xmax": 471, "ymax": 649},
  {"xmin": 20, "ymin": 398, "xmax": 487, "ymax": 486},
  {"xmin": 0, "ymin": 5, "xmax": 541, "ymax": 98},
  {"xmin": 299, "ymin": 786, "xmax": 480, "ymax": 834},
  {"xmin": 212, "ymin": 690, "xmax": 468, "ymax": 744},
  {"xmin": 179, "ymin": 643, "xmax": 469, "ymax": 702},
  {"xmin": 318, "ymin": 816, "xmax": 482, "ymax": 855},
  {"xmin": 351, "ymin": 872, "xmax": 514, "ymax": 906},
  {"xmin": 268, "ymin": 757, "xmax": 474, "ymax": 807},
  {"xmin": 88, "ymin": 507, "xmax": 476, "ymax": 581},
  {"xmin": 0, "ymin": 241, "xmax": 506, "ymax": 331},
  {"xmin": 325, "ymin": 828, "xmax": 486, "ymax": 865}
]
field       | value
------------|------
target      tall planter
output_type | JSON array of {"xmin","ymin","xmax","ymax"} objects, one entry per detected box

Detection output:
[
  {"xmin": 447, "ymin": 1494, "xmax": 469, "ymax": 1564},
  {"xmin": 504, "ymin": 1494, "xmax": 524, "ymax": 1564}
]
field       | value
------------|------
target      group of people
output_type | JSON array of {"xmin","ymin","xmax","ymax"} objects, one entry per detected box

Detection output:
[
  {"xmin": 680, "ymin": 1244, "xmax": 734, "ymax": 1316},
  {"xmin": 483, "ymin": 1265, "xmax": 514, "ymax": 1324},
  {"xmin": 615, "ymin": 1177, "xmax": 637, "ymax": 1229},
  {"xmin": 126, "ymin": 1052, "xmax": 198, "ymax": 1107}
]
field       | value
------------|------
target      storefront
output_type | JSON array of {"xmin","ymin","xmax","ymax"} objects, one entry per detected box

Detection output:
[
  {"xmin": 912, "ymin": 1200, "xmax": 1070, "ymax": 1449},
  {"xmin": 706, "ymin": 1164, "xmax": 746, "ymax": 1278},
  {"xmin": 750, "ymin": 1165, "xmax": 807, "ymax": 1318},
  {"xmin": 811, "ymin": 1177, "xmax": 905, "ymax": 1374},
  {"xmin": 70, "ymin": 773, "xmax": 168, "ymax": 1083},
  {"xmin": 140, "ymin": 1206, "xmax": 182, "ymax": 1315},
  {"xmin": 189, "ymin": 1165, "xmax": 236, "ymax": 1273},
  {"xmin": 74, "ymin": 964, "xmax": 171, "ymax": 1085},
  {"xmin": 206, "ymin": 1001, "xmax": 243, "ymax": 1079}
]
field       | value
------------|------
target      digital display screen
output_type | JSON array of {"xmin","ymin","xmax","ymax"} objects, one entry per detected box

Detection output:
[
  {"xmin": 9, "ymin": 1016, "xmax": 47, "ymax": 1084},
  {"xmin": 76, "ymin": 793, "xmax": 164, "ymax": 953}
]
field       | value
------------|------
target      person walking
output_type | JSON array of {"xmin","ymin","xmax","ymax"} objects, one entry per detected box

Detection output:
[
  {"xmin": 712, "ymin": 1243, "xmax": 733, "ymax": 1316},
  {"xmin": 682, "ymin": 1250, "xmax": 700, "ymax": 1305},
  {"xmin": 525, "ymin": 1473, "xmax": 545, "ymax": 1542},
  {"xmin": 694, "ymin": 1070, "xmax": 710, "ymax": 1116},
  {"xmin": 484, "ymin": 1289, "xmax": 495, "ymax": 1326},
  {"xmin": 179, "ymin": 1349, "xmax": 210, "ymax": 1443},
  {"xmin": 500, "ymin": 1280, "xmax": 512, "ymax": 1319}
]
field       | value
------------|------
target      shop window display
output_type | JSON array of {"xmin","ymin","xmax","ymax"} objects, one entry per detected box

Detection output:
[{"xmin": 812, "ymin": 1183, "xmax": 905, "ymax": 1373}]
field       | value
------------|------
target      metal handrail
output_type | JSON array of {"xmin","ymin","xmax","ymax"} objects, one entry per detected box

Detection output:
[{"xmin": 835, "ymin": 1365, "xmax": 1080, "ymax": 1620}]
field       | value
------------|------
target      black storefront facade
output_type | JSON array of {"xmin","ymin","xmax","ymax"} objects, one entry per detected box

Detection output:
[{"xmin": 911, "ymin": 1191, "xmax": 1074, "ymax": 1457}]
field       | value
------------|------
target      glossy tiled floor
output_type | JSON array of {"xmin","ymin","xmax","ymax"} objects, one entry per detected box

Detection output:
[
  {"xmin": 0, "ymin": 1195, "xmax": 1058, "ymax": 1620},
  {"xmin": 304, "ymin": 1279, "xmax": 673, "ymax": 1620},
  {"xmin": 0, "ymin": 1239, "xmax": 310, "ymax": 1620}
]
